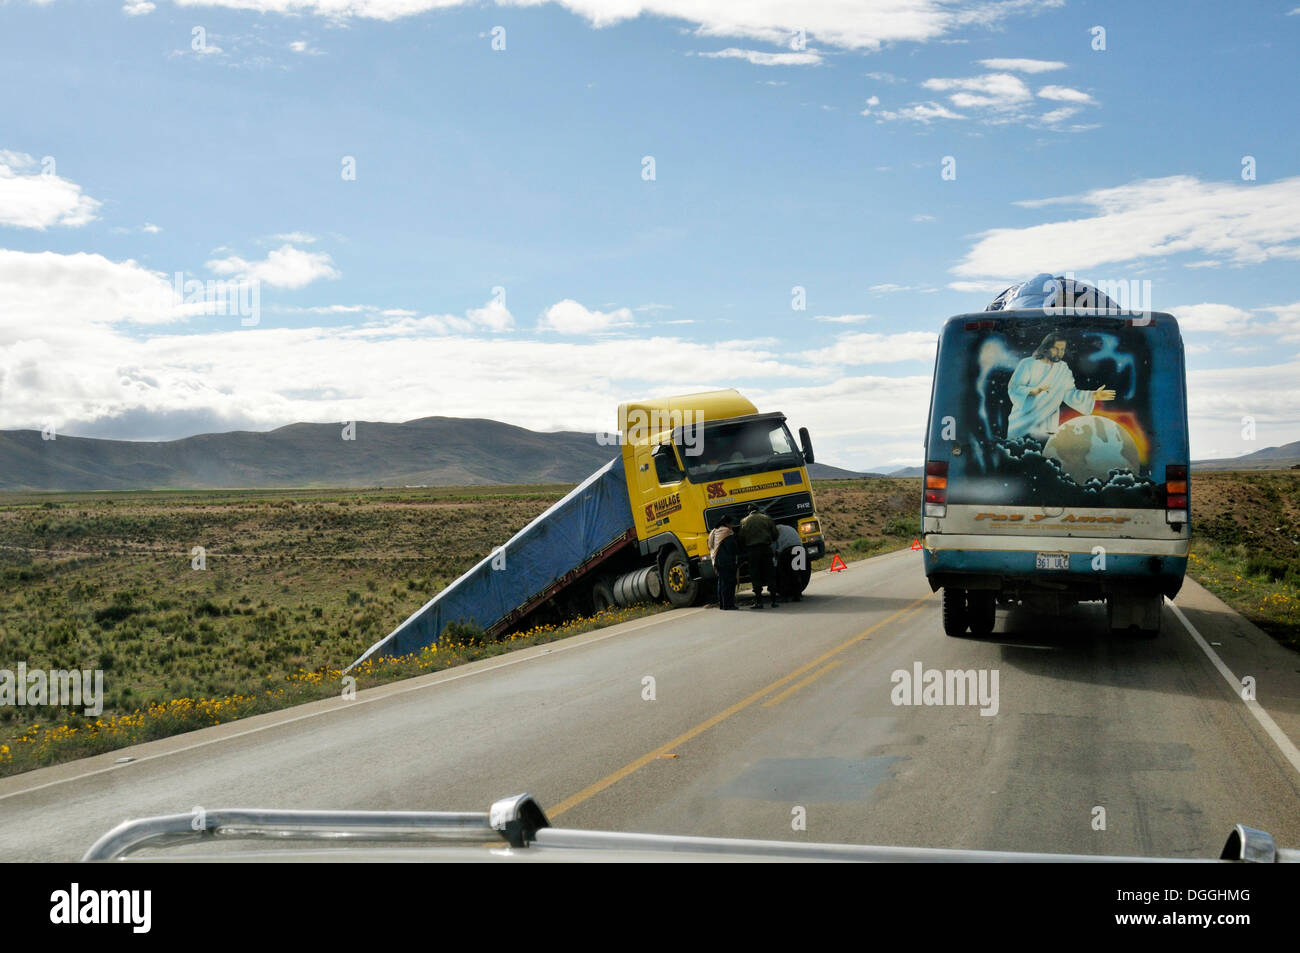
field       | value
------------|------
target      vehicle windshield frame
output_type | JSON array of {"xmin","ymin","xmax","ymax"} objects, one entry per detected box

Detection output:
[{"xmin": 674, "ymin": 414, "xmax": 804, "ymax": 484}]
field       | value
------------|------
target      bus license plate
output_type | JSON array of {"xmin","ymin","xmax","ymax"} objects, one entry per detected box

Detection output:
[{"xmin": 1036, "ymin": 552, "xmax": 1069, "ymax": 571}]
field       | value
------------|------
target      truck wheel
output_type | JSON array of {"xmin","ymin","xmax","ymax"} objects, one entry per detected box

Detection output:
[
  {"xmin": 942, "ymin": 588, "xmax": 968, "ymax": 637},
  {"xmin": 661, "ymin": 550, "xmax": 699, "ymax": 608},
  {"xmin": 967, "ymin": 591, "xmax": 996, "ymax": 637},
  {"xmin": 591, "ymin": 580, "xmax": 615, "ymax": 614}
]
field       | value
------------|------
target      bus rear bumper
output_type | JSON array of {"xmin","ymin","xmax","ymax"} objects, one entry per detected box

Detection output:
[{"xmin": 922, "ymin": 534, "xmax": 1187, "ymax": 600}]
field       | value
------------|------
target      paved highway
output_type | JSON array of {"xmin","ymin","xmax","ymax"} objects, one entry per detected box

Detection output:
[{"xmin": 3, "ymin": 547, "xmax": 1299, "ymax": 861}]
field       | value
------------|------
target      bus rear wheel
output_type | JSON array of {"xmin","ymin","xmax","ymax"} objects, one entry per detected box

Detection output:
[
  {"xmin": 967, "ymin": 591, "xmax": 996, "ymax": 637},
  {"xmin": 942, "ymin": 588, "xmax": 968, "ymax": 637}
]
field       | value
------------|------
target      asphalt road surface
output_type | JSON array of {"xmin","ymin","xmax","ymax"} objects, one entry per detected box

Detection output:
[{"xmin": 4, "ymin": 547, "xmax": 1299, "ymax": 861}]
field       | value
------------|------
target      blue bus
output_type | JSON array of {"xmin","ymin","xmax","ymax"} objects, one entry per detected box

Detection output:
[{"xmin": 921, "ymin": 279, "xmax": 1190, "ymax": 637}]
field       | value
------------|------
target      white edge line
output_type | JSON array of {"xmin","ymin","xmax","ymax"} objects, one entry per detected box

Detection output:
[
  {"xmin": 1168, "ymin": 598, "xmax": 1300, "ymax": 779},
  {"xmin": 0, "ymin": 608, "xmax": 707, "ymax": 802}
]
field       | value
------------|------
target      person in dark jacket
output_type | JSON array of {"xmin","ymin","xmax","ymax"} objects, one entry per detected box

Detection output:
[
  {"xmin": 774, "ymin": 522, "xmax": 804, "ymax": 602},
  {"xmin": 709, "ymin": 516, "xmax": 740, "ymax": 610},
  {"xmin": 739, "ymin": 505, "xmax": 779, "ymax": 609}
]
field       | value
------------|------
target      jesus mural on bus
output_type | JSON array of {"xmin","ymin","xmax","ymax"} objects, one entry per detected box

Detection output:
[{"xmin": 1005, "ymin": 332, "xmax": 1115, "ymax": 442}]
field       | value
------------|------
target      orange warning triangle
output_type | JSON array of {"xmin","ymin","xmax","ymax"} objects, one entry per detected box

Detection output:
[
  {"xmin": 911, "ymin": 538, "xmax": 922, "ymax": 551},
  {"xmin": 829, "ymin": 553, "xmax": 847, "ymax": 572}
]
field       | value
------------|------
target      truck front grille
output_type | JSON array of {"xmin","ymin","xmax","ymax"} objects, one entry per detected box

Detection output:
[{"xmin": 704, "ymin": 492, "xmax": 815, "ymax": 530}]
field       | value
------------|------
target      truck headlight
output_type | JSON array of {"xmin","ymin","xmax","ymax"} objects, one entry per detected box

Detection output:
[{"xmin": 798, "ymin": 519, "xmax": 820, "ymax": 536}]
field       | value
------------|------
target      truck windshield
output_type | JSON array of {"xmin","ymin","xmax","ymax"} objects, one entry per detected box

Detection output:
[{"xmin": 678, "ymin": 418, "xmax": 803, "ymax": 481}]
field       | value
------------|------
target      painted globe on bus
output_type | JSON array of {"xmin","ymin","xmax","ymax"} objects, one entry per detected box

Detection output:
[{"xmin": 1043, "ymin": 415, "xmax": 1141, "ymax": 483}]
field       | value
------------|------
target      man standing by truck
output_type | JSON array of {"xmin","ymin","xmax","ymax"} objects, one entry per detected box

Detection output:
[{"xmin": 740, "ymin": 504, "xmax": 779, "ymax": 609}]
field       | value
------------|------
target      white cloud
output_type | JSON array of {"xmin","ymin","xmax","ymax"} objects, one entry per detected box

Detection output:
[
  {"xmin": 289, "ymin": 39, "xmax": 323, "ymax": 54},
  {"xmin": 282, "ymin": 304, "xmax": 367, "ymax": 314},
  {"xmin": 1185, "ymin": 359, "xmax": 1300, "ymax": 458},
  {"xmin": 1257, "ymin": 300, "xmax": 1300, "ymax": 341},
  {"xmin": 863, "ymin": 100, "xmax": 965, "ymax": 123},
  {"xmin": 954, "ymin": 175, "xmax": 1300, "ymax": 277},
  {"xmin": 865, "ymin": 70, "xmax": 903, "ymax": 83},
  {"xmin": 155, "ymin": 1, "xmax": 1056, "ymax": 51},
  {"xmin": 1036, "ymin": 84, "xmax": 1094, "ymax": 103},
  {"xmin": 922, "ymin": 72, "xmax": 1032, "ymax": 111},
  {"xmin": 947, "ymin": 279, "xmax": 1009, "ymax": 294},
  {"xmin": 538, "ymin": 299, "xmax": 634, "ymax": 334},
  {"xmin": 911, "ymin": 214, "xmax": 935, "ymax": 222},
  {"xmin": 978, "ymin": 57, "xmax": 1065, "ymax": 73},
  {"xmin": 800, "ymin": 331, "xmax": 937, "ymax": 365},
  {"xmin": 3, "ymin": 248, "xmax": 1296, "ymax": 468},
  {"xmin": 1168, "ymin": 303, "xmax": 1253, "ymax": 334},
  {"xmin": 366, "ymin": 296, "xmax": 514, "ymax": 335},
  {"xmin": 0, "ymin": 249, "xmax": 191, "ymax": 333},
  {"xmin": 1039, "ymin": 106, "xmax": 1079, "ymax": 124},
  {"xmin": 812, "ymin": 313, "xmax": 874, "ymax": 324},
  {"xmin": 123, "ymin": 0, "xmax": 155, "ymax": 13},
  {"xmin": 465, "ymin": 297, "xmax": 513, "ymax": 331},
  {"xmin": 268, "ymin": 231, "xmax": 317, "ymax": 244},
  {"xmin": 0, "ymin": 151, "xmax": 101, "ymax": 229},
  {"xmin": 698, "ymin": 48, "xmax": 822, "ymax": 66},
  {"xmin": 142, "ymin": 222, "xmax": 162, "ymax": 234},
  {"xmin": 206, "ymin": 244, "xmax": 340, "ymax": 289}
]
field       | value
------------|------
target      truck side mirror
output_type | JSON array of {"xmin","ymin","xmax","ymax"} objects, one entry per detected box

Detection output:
[{"xmin": 799, "ymin": 427, "xmax": 814, "ymax": 465}]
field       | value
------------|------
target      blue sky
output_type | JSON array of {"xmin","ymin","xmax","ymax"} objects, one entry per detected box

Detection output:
[{"xmin": 2, "ymin": 0, "xmax": 1299, "ymax": 471}]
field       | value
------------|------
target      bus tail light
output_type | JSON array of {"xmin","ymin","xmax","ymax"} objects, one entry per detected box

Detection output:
[
  {"xmin": 924, "ymin": 460, "xmax": 948, "ymax": 517},
  {"xmin": 1165, "ymin": 464, "xmax": 1188, "ymax": 523}
]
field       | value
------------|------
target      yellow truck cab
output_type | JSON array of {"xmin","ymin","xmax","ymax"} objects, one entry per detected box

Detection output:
[{"xmin": 618, "ymin": 389, "xmax": 825, "ymax": 606}]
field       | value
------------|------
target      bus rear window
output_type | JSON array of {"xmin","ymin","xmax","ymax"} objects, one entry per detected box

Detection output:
[{"xmin": 929, "ymin": 318, "xmax": 1186, "ymax": 508}]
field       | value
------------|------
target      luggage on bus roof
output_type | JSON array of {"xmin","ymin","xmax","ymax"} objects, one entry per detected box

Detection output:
[{"xmin": 985, "ymin": 273, "xmax": 1121, "ymax": 312}]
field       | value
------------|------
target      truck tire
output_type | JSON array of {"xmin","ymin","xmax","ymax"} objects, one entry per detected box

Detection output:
[
  {"xmin": 967, "ymin": 591, "xmax": 996, "ymax": 637},
  {"xmin": 942, "ymin": 588, "xmax": 968, "ymax": 637},
  {"xmin": 591, "ymin": 580, "xmax": 615, "ymax": 614},
  {"xmin": 661, "ymin": 550, "xmax": 699, "ymax": 608}
]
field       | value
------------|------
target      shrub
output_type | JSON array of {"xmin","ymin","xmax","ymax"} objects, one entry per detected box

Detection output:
[{"xmin": 441, "ymin": 619, "xmax": 485, "ymax": 646}]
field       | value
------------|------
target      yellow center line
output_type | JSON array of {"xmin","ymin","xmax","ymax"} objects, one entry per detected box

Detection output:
[
  {"xmin": 761, "ymin": 661, "xmax": 843, "ymax": 708},
  {"xmin": 547, "ymin": 593, "xmax": 934, "ymax": 819}
]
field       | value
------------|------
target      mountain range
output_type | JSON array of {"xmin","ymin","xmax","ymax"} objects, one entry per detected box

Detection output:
[{"xmin": 1, "ymin": 420, "xmax": 1289, "ymax": 491}]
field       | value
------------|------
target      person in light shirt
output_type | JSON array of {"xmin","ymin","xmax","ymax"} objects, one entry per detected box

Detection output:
[{"xmin": 1006, "ymin": 332, "xmax": 1115, "ymax": 442}]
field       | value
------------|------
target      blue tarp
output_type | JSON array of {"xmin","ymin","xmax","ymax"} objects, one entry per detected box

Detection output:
[{"xmin": 349, "ymin": 456, "xmax": 634, "ymax": 667}]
